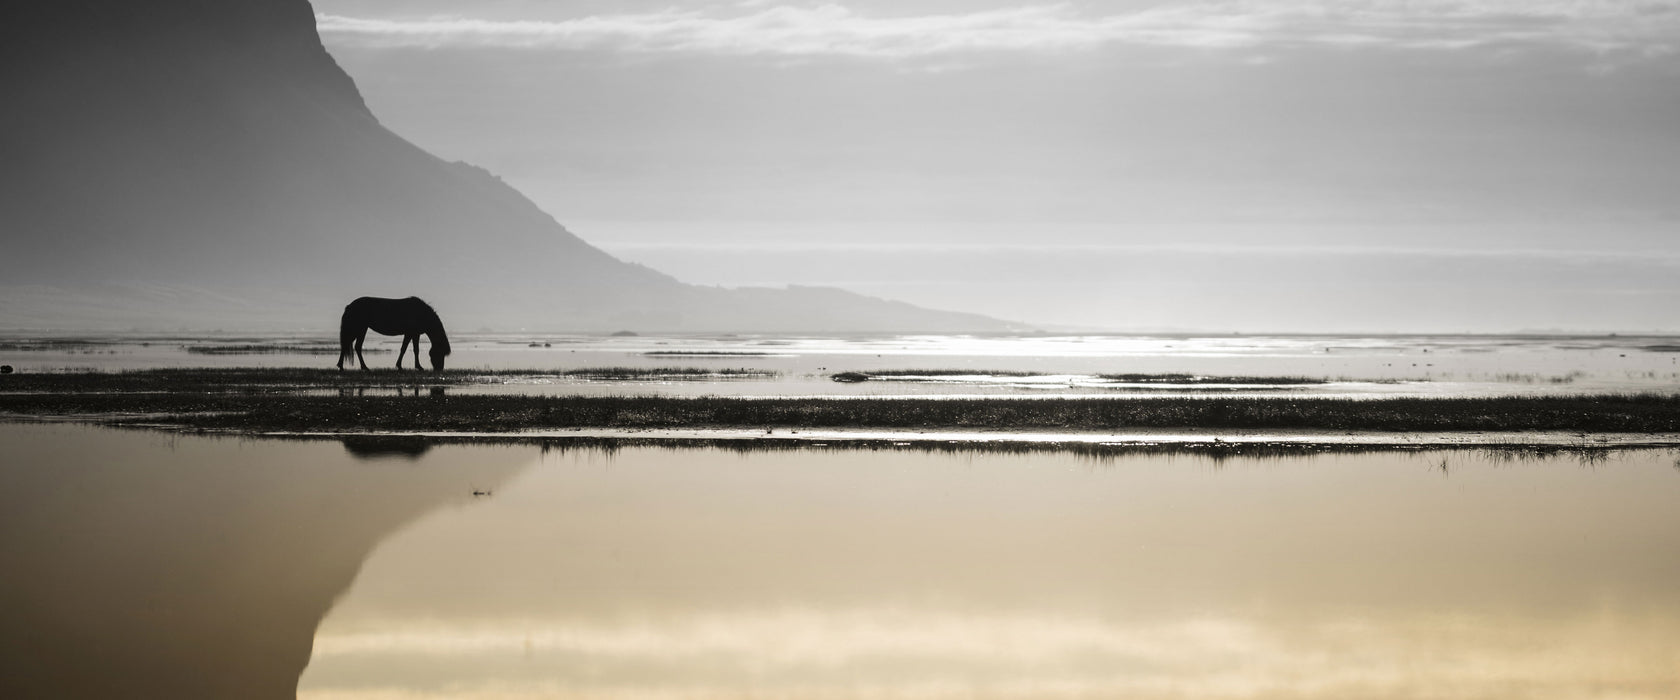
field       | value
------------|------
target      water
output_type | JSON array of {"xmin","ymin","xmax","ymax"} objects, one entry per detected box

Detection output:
[
  {"xmin": 4, "ymin": 332, "xmax": 1680, "ymax": 398},
  {"xmin": 4, "ymin": 423, "xmax": 1679, "ymax": 699}
]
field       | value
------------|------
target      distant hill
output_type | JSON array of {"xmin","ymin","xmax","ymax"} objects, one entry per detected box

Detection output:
[{"xmin": 0, "ymin": 0, "xmax": 1020, "ymax": 333}]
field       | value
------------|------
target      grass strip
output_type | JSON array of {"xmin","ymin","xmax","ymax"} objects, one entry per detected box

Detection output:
[
  {"xmin": 643, "ymin": 351, "xmax": 778, "ymax": 356},
  {"xmin": 833, "ymin": 371, "xmax": 1332, "ymax": 384},
  {"xmin": 558, "ymin": 367, "xmax": 776, "ymax": 379},
  {"xmin": 0, "ymin": 367, "xmax": 772, "ymax": 392},
  {"xmin": 183, "ymin": 344, "xmax": 367, "ymax": 355},
  {"xmin": 1094, "ymin": 373, "xmax": 1328, "ymax": 385},
  {"xmin": 5, "ymin": 393, "xmax": 1680, "ymax": 434}
]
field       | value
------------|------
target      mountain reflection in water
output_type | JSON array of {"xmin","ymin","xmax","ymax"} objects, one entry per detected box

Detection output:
[{"xmin": 0, "ymin": 424, "xmax": 534, "ymax": 700}]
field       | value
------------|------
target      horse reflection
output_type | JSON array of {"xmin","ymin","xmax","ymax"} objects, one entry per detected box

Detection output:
[{"xmin": 341, "ymin": 436, "xmax": 435, "ymax": 460}]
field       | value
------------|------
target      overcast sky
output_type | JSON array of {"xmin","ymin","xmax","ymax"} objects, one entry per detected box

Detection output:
[{"xmin": 310, "ymin": 0, "xmax": 1680, "ymax": 331}]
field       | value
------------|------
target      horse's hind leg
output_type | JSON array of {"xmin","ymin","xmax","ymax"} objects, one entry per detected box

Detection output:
[{"xmin": 355, "ymin": 331, "xmax": 370, "ymax": 371}]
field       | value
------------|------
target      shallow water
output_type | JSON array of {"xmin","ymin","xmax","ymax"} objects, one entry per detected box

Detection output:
[
  {"xmin": 4, "ymin": 423, "xmax": 1679, "ymax": 699},
  {"xmin": 4, "ymin": 332, "xmax": 1680, "ymax": 398},
  {"xmin": 0, "ymin": 423, "xmax": 534, "ymax": 699}
]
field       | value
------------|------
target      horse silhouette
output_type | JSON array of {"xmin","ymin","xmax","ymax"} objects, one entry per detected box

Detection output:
[{"xmin": 337, "ymin": 297, "xmax": 451, "ymax": 371}]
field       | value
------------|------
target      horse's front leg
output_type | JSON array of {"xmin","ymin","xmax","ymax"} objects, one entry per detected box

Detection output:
[
  {"xmin": 397, "ymin": 336, "xmax": 412, "ymax": 369},
  {"xmin": 411, "ymin": 335, "xmax": 423, "ymax": 370}
]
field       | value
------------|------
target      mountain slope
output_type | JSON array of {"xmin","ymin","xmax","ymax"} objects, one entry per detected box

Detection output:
[{"xmin": 0, "ymin": 0, "xmax": 1018, "ymax": 332}]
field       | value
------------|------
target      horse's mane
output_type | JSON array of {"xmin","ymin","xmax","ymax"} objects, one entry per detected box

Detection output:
[
  {"xmin": 431, "ymin": 326, "xmax": 451, "ymax": 355},
  {"xmin": 412, "ymin": 297, "xmax": 451, "ymax": 355}
]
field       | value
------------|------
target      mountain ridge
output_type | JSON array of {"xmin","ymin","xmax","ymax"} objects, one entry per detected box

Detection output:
[{"xmin": 0, "ymin": 0, "xmax": 1021, "ymax": 333}]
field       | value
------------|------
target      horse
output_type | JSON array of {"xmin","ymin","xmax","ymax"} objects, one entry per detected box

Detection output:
[{"xmin": 337, "ymin": 297, "xmax": 451, "ymax": 371}]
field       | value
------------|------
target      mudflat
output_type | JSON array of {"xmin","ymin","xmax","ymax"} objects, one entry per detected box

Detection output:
[{"xmin": 5, "ymin": 368, "xmax": 1680, "ymax": 444}]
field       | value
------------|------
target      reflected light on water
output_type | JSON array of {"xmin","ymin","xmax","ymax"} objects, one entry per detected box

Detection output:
[
  {"xmin": 299, "ymin": 446, "xmax": 1680, "ymax": 700},
  {"xmin": 302, "ymin": 609, "xmax": 1680, "ymax": 700}
]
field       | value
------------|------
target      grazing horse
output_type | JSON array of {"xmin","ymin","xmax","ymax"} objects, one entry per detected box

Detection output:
[{"xmin": 337, "ymin": 297, "xmax": 451, "ymax": 371}]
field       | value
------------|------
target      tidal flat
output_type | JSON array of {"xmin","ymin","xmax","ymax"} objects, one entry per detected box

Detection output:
[
  {"xmin": 5, "ymin": 368, "xmax": 1680, "ymax": 445},
  {"xmin": 7, "ymin": 332, "xmax": 1680, "ymax": 400}
]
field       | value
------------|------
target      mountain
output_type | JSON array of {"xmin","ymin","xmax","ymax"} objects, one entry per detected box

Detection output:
[{"xmin": 0, "ymin": 0, "xmax": 1019, "ymax": 333}]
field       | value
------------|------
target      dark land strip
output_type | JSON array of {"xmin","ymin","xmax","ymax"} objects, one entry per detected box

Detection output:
[
  {"xmin": 0, "ymin": 367, "xmax": 772, "ymax": 394},
  {"xmin": 6, "ymin": 390, "xmax": 1680, "ymax": 435},
  {"xmin": 323, "ymin": 434, "xmax": 1660, "ymax": 463}
]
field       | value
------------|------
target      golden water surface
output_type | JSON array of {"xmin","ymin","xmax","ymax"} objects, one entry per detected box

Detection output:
[{"xmin": 3, "ymin": 424, "xmax": 1678, "ymax": 699}]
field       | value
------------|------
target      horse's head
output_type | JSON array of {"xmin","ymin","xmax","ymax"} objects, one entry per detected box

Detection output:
[{"xmin": 430, "ymin": 346, "xmax": 449, "ymax": 372}]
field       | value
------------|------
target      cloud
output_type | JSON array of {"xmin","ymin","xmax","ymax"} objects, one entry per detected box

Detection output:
[{"xmin": 315, "ymin": 1, "xmax": 1680, "ymax": 57}]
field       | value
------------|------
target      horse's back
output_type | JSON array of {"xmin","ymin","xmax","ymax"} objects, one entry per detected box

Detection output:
[
  {"xmin": 345, "ymin": 297, "xmax": 431, "ymax": 315},
  {"xmin": 343, "ymin": 296, "xmax": 436, "ymax": 335},
  {"xmin": 346, "ymin": 296, "xmax": 394, "ymax": 310},
  {"xmin": 346, "ymin": 295, "xmax": 427, "ymax": 306}
]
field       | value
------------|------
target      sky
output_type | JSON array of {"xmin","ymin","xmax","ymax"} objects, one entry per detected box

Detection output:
[{"xmin": 310, "ymin": 0, "xmax": 1680, "ymax": 332}]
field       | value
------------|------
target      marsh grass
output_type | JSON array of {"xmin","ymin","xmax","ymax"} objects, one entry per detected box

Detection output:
[
  {"xmin": 0, "ymin": 340, "xmax": 113, "ymax": 351},
  {"xmin": 859, "ymin": 369, "xmax": 1048, "ymax": 377},
  {"xmin": 644, "ymin": 351, "xmax": 779, "ymax": 357},
  {"xmin": 0, "ymin": 339, "xmax": 125, "ymax": 355},
  {"xmin": 6, "ymin": 386, "xmax": 1680, "ymax": 435},
  {"xmin": 833, "ymin": 370, "xmax": 1330, "ymax": 385},
  {"xmin": 8, "ymin": 369, "xmax": 1680, "ymax": 436},
  {"xmin": 182, "ymin": 344, "xmax": 375, "ymax": 355},
  {"xmin": 1095, "ymin": 373, "xmax": 1328, "ymax": 385},
  {"xmin": 0, "ymin": 367, "xmax": 775, "ymax": 393},
  {"xmin": 1494, "ymin": 371, "xmax": 1587, "ymax": 384},
  {"xmin": 470, "ymin": 435, "xmax": 1653, "ymax": 463},
  {"xmin": 557, "ymin": 367, "xmax": 777, "ymax": 380}
]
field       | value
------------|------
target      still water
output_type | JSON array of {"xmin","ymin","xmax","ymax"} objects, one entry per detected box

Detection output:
[{"xmin": 3, "ymin": 423, "xmax": 1679, "ymax": 699}]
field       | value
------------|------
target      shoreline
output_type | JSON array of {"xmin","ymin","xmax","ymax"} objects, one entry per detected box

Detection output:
[
  {"xmin": 8, "ymin": 392, "xmax": 1680, "ymax": 430},
  {"xmin": 6, "ymin": 368, "xmax": 1680, "ymax": 450},
  {"xmin": 264, "ymin": 427, "xmax": 1680, "ymax": 450},
  {"xmin": 13, "ymin": 415, "xmax": 1677, "ymax": 457}
]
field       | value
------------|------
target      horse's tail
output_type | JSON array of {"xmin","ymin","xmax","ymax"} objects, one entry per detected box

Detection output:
[{"xmin": 338, "ymin": 303, "xmax": 358, "ymax": 367}]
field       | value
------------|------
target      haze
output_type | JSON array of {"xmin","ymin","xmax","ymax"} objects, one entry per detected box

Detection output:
[{"xmin": 308, "ymin": 0, "xmax": 1680, "ymax": 332}]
